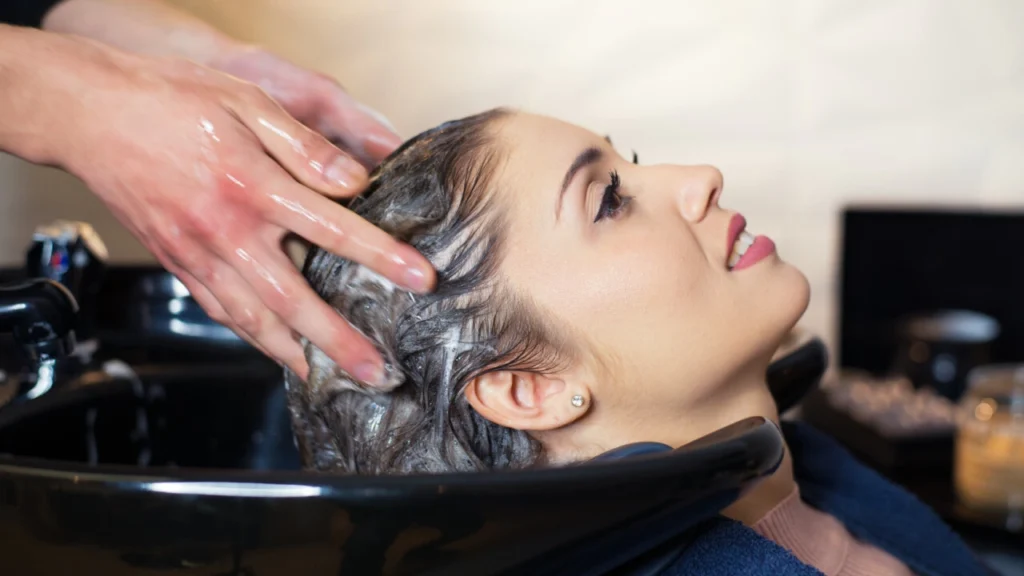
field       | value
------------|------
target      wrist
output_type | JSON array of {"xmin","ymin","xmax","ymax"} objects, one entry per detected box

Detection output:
[
  {"xmin": 0, "ymin": 26, "xmax": 76, "ymax": 166},
  {"xmin": 0, "ymin": 26, "xmax": 135, "ymax": 173},
  {"xmin": 42, "ymin": 0, "xmax": 243, "ymax": 68}
]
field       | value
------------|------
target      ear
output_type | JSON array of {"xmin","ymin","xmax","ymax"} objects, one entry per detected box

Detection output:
[{"xmin": 463, "ymin": 371, "xmax": 590, "ymax": 431}]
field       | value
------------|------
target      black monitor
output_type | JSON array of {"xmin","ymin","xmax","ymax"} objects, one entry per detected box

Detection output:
[{"xmin": 838, "ymin": 206, "xmax": 1024, "ymax": 374}]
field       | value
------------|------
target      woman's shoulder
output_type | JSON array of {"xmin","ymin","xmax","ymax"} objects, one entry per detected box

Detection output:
[
  {"xmin": 656, "ymin": 423, "xmax": 993, "ymax": 576},
  {"xmin": 780, "ymin": 420, "xmax": 993, "ymax": 576}
]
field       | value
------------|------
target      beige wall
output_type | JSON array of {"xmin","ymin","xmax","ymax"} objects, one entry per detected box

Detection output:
[{"xmin": 2, "ymin": 0, "xmax": 1022, "ymax": 353}]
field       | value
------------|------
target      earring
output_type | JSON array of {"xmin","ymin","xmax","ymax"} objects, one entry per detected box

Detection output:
[{"xmin": 571, "ymin": 394, "xmax": 585, "ymax": 408}]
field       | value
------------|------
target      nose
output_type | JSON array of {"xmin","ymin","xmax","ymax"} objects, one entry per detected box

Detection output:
[{"xmin": 676, "ymin": 165, "xmax": 724, "ymax": 223}]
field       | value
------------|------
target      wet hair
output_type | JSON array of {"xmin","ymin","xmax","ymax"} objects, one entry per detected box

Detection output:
[{"xmin": 284, "ymin": 108, "xmax": 574, "ymax": 475}]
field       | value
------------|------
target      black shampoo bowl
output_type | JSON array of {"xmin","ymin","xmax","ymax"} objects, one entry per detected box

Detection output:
[{"xmin": 0, "ymin": 339, "xmax": 825, "ymax": 575}]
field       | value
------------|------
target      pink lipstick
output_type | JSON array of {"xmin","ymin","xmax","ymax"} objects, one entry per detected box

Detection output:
[{"xmin": 726, "ymin": 213, "xmax": 777, "ymax": 271}]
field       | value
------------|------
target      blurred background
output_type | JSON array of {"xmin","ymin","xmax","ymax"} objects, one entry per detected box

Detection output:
[{"xmin": 2, "ymin": 0, "xmax": 1021, "ymax": 356}]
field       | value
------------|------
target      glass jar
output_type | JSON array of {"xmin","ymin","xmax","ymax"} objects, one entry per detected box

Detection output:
[{"xmin": 955, "ymin": 364, "xmax": 1024, "ymax": 528}]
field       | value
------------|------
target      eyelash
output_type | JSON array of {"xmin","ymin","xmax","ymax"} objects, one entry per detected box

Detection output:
[{"xmin": 594, "ymin": 170, "xmax": 633, "ymax": 223}]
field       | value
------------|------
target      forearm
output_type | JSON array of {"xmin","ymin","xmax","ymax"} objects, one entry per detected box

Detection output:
[
  {"xmin": 0, "ymin": 24, "xmax": 72, "ymax": 165},
  {"xmin": 0, "ymin": 23, "xmax": 127, "ymax": 169},
  {"xmin": 42, "ymin": 0, "xmax": 242, "ymax": 66}
]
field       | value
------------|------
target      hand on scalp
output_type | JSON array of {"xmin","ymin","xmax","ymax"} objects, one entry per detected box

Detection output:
[
  {"xmin": 207, "ymin": 46, "xmax": 399, "ymax": 170},
  {"xmin": 62, "ymin": 42, "xmax": 435, "ymax": 387}
]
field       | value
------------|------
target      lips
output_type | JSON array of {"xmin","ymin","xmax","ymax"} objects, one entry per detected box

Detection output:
[
  {"xmin": 726, "ymin": 214, "xmax": 747, "ymax": 257},
  {"xmin": 732, "ymin": 236, "xmax": 777, "ymax": 271},
  {"xmin": 726, "ymin": 213, "xmax": 777, "ymax": 272}
]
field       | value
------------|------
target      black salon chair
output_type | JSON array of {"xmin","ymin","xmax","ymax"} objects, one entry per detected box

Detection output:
[{"xmin": 0, "ymin": 223, "xmax": 828, "ymax": 576}]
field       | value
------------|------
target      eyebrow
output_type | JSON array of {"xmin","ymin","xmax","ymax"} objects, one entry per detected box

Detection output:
[{"xmin": 556, "ymin": 146, "xmax": 603, "ymax": 219}]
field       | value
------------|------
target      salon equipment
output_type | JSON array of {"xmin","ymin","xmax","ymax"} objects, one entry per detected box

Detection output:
[
  {"xmin": 0, "ymin": 278, "xmax": 78, "ymax": 364},
  {"xmin": 803, "ymin": 372, "xmax": 957, "ymax": 472},
  {"xmin": 123, "ymin": 269, "xmax": 245, "ymax": 349},
  {"xmin": 0, "ymin": 384, "xmax": 783, "ymax": 576},
  {"xmin": 955, "ymin": 364, "xmax": 1024, "ymax": 529},
  {"xmin": 56, "ymin": 265, "xmax": 256, "ymax": 368},
  {"xmin": 839, "ymin": 207, "xmax": 1024, "ymax": 377},
  {"xmin": 0, "ymin": 277, "xmax": 79, "ymax": 407},
  {"xmin": 26, "ymin": 220, "xmax": 108, "ymax": 345},
  {"xmin": 828, "ymin": 207, "xmax": 1017, "ymax": 474},
  {"xmin": 802, "ymin": 374, "xmax": 1024, "ymax": 569},
  {"xmin": 812, "ymin": 207, "xmax": 1024, "ymax": 561},
  {"xmin": 0, "ymin": 334, "xmax": 825, "ymax": 576},
  {"xmin": 824, "ymin": 374, "xmax": 957, "ymax": 437},
  {"xmin": 0, "ymin": 219, "xmax": 829, "ymax": 575},
  {"xmin": 892, "ymin": 310, "xmax": 1000, "ymax": 401},
  {"xmin": 767, "ymin": 328, "xmax": 828, "ymax": 414},
  {"xmin": 0, "ymin": 268, "xmax": 266, "ymax": 368}
]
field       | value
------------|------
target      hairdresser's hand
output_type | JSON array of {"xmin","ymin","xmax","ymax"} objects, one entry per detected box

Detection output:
[
  {"xmin": 208, "ymin": 46, "xmax": 399, "ymax": 169},
  {"xmin": 53, "ymin": 39, "xmax": 434, "ymax": 386}
]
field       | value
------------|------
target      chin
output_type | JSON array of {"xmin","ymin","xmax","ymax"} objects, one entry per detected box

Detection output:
[
  {"xmin": 781, "ymin": 264, "xmax": 811, "ymax": 322},
  {"xmin": 753, "ymin": 264, "xmax": 811, "ymax": 359}
]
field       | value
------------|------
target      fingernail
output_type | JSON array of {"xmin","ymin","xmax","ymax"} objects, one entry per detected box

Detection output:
[
  {"xmin": 325, "ymin": 154, "xmax": 366, "ymax": 190},
  {"xmin": 402, "ymin": 266, "xmax": 430, "ymax": 292},
  {"xmin": 354, "ymin": 361, "xmax": 384, "ymax": 388}
]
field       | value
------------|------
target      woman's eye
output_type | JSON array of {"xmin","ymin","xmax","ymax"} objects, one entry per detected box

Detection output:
[{"xmin": 594, "ymin": 170, "xmax": 633, "ymax": 223}]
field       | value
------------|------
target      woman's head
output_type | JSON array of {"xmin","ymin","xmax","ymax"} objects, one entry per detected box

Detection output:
[{"xmin": 285, "ymin": 108, "xmax": 810, "ymax": 474}]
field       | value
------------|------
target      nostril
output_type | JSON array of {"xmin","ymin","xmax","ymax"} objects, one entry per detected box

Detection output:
[
  {"xmin": 706, "ymin": 167, "xmax": 725, "ymax": 206},
  {"xmin": 676, "ymin": 165, "xmax": 726, "ymax": 221}
]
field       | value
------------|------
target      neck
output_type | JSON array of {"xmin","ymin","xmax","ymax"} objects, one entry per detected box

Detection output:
[
  {"xmin": 687, "ymin": 377, "xmax": 796, "ymax": 526},
  {"xmin": 548, "ymin": 365, "xmax": 797, "ymax": 527}
]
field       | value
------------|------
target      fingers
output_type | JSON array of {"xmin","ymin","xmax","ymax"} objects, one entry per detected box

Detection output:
[
  {"xmin": 218, "ymin": 236, "xmax": 388, "ymax": 388},
  {"xmin": 314, "ymin": 86, "xmax": 403, "ymax": 167},
  {"xmin": 165, "ymin": 257, "xmax": 310, "ymax": 379},
  {"xmin": 206, "ymin": 45, "xmax": 400, "ymax": 168},
  {"xmin": 230, "ymin": 90, "xmax": 370, "ymax": 199},
  {"xmin": 224, "ymin": 85, "xmax": 436, "ymax": 295},
  {"xmin": 256, "ymin": 171, "xmax": 435, "ymax": 294},
  {"xmin": 172, "ymin": 266, "xmax": 270, "ymax": 360}
]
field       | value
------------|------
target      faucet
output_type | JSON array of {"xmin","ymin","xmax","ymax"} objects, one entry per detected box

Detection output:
[
  {"xmin": 0, "ymin": 278, "xmax": 79, "ymax": 401},
  {"xmin": 26, "ymin": 220, "xmax": 108, "ymax": 352},
  {"xmin": 0, "ymin": 220, "xmax": 105, "ymax": 406}
]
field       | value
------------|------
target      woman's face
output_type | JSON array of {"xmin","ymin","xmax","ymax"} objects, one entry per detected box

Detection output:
[{"xmin": 490, "ymin": 113, "xmax": 810, "ymax": 439}]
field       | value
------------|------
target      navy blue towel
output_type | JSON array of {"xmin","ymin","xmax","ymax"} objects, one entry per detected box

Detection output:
[
  {"xmin": 661, "ymin": 515, "xmax": 824, "ymax": 575},
  {"xmin": 662, "ymin": 420, "xmax": 993, "ymax": 576}
]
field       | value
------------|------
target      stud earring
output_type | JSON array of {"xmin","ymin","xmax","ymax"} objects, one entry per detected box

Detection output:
[{"xmin": 571, "ymin": 394, "xmax": 585, "ymax": 408}]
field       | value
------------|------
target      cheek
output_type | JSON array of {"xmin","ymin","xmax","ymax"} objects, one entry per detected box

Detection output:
[{"xmin": 509, "ymin": 230, "xmax": 715, "ymax": 366}]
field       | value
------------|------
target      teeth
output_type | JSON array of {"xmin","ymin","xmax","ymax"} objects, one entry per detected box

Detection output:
[{"xmin": 727, "ymin": 231, "xmax": 756, "ymax": 269}]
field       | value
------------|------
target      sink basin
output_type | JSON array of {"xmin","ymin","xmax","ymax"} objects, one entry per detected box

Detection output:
[
  {"xmin": 0, "ymin": 242, "xmax": 823, "ymax": 574},
  {"xmin": 0, "ymin": 259, "xmax": 821, "ymax": 576},
  {"xmin": 0, "ymin": 361, "xmax": 296, "ymax": 470},
  {"xmin": 0, "ymin": 361, "xmax": 784, "ymax": 575}
]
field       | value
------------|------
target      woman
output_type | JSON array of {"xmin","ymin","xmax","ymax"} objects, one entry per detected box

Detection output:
[{"xmin": 285, "ymin": 109, "xmax": 992, "ymax": 576}]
